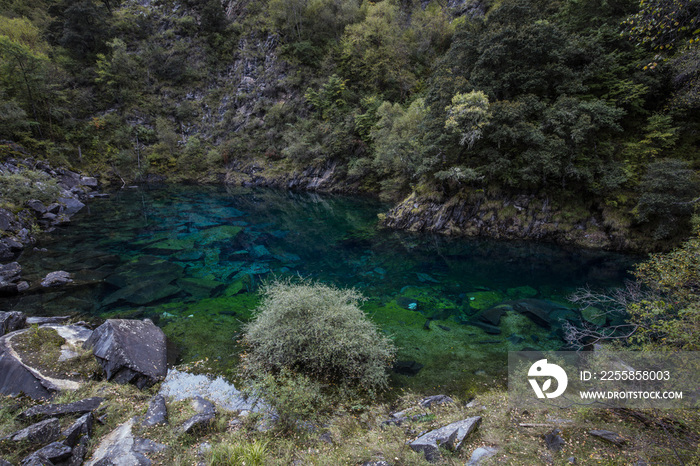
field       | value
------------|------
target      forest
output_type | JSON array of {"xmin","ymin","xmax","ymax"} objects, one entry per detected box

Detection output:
[{"xmin": 0, "ymin": 0, "xmax": 698, "ymax": 245}]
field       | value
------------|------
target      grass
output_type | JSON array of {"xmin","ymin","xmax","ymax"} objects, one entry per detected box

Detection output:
[{"xmin": 0, "ymin": 377, "xmax": 698, "ymax": 465}]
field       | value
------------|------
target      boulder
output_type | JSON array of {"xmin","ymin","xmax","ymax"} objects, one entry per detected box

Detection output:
[
  {"xmin": 544, "ymin": 429, "xmax": 566, "ymax": 451},
  {"xmin": 477, "ymin": 304, "xmax": 509, "ymax": 326},
  {"xmin": 41, "ymin": 271, "xmax": 73, "ymax": 287},
  {"xmin": 21, "ymin": 442, "xmax": 72, "ymax": 465},
  {"xmin": 80, "ymin": 176, "xmax": 99, "ymax": 188},
  {"xmin": 20, "ymin": 397, "xmax": 104, "ymax": 420},
  {"xmin": 0, "ymin": 238, "xmax": 22, "ymax": 261},
  {"xmin": 159, "ymin": 369, "xmax": 265, "ymax": 413},
  {"xmin": 57, "ymin": 197, "xmax": 85, "ymax": 216},
  {"xmin": 419, "ymin": 395, "xmax": 455, "ymax": 408},
  {"xmin": 409, "ymin": 416, "xmax": 482, "ymax": 462},
  {"xmin": 463, "ymin": 320, "xmax": 502, "ymax": 335},
  {"xmin": 392, "ymin": 360, "xmax": 424, "ymax": 376},
  {"xmin": 0, "ymin": 311, "xmax": 26, "ymax": 337},
  {"xmin": 512, "ymin": 299, "xmax": 567, "ymax": 328},
  {"xmin": 26, "ymin": 316, "xmax": 71, "ymax": 325},
  {"xmin": 467, "ymin": 446, "xmax": 499, "ymax": 465},
  {"xmin": 0, "ymin": 208, "xmax": 18, "ymax": 232},
  {"xmin": 141, "ymin": 394, "xmax": 168, "ymax": 427},
  {"xmin": 0, "ymin": 334, "xmax": 58, "ymax": 399},
  {"xmin": 180, "ymin": 412, "xmax": 215, "ymax": 434},
  {"xmin": 26, "ymin": 199, "xmax": 47, "ymax": 214},
  {"xmin": 66, "ymin": 434, "xmax": 89, "ymax": 466},
  {"xmin": 85, "ymin": 418, "xmax": 167, "ymax": 466},
  {"xmin": 84, "ymin": 319, "xmax": 167, "ymax": 389},
  {"xmin": 0, "ymin": 262, "xmax": 22, "ymax": 295},
  {"xmin": 3, "ymin": 418, "xmax": 61, "ymax": 444},
  {"xmin": 62, "ymin": 412, "xmax": 94, "ymax": 448}
]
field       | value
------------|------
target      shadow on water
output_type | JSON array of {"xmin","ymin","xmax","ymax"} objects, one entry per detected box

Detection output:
[{"xmin": 0, "ymin": 185, "xmax": 639, "ymax": 394}]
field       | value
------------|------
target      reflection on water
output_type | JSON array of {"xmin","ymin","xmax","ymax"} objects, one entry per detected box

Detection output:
[{"xmin": 0, "ymin": 185, "xmax": 638, "ymax": 394}]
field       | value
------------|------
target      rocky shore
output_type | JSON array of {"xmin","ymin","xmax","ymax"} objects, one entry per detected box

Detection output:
[{"xmin": 0, "ymin": 152, "xmax": 104, "ymax": 297}]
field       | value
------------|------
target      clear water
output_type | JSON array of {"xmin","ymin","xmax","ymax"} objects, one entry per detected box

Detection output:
[{"xmin": 0, "ymin": 185, "xmax": 637, "ymax": 395}]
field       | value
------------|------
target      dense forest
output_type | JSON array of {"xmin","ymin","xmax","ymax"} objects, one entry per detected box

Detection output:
[{"xmin": 1, "ymin": 0, "xmax": 699, "ymax": 245}]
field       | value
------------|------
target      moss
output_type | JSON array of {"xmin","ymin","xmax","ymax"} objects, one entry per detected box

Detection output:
[{"xmin": 465, "ymin": 291, "xmax": 502, "ymax": 311}]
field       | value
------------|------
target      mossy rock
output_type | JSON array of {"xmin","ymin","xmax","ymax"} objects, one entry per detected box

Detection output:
[
  {"xmin": 177, "ymin": 278, "xmax": 226, "ymax": 299},
  {"xmin": 223, "ymin": 275, "xmax": 252, "ymax": 296},
  {"xmin": 145, "ymin": 237, "xmax": 196, "ymax": 254},
  {"xmin": 581, "ymin": 306, "xmax": 606, "ymax": 326},
  {"xmin": 466, "ymin": 291, "xmax": 502, "ymax": 310},
  {"xmin": 506, "ymin": 286, "xmax": 538, "ymax": 299},
  {"xmin": 394, "ymin": 286, "xmax": 458, "ymax": 319}
]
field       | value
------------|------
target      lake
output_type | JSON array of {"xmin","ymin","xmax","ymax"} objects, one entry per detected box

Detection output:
[{"xmin": 0, "ymin": 185, "xmax": 637, "ymax": 394}]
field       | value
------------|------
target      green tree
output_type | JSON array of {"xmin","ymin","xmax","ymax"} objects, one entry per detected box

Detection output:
[
  {"xmin": 444, "ymin": 90, "xmax": 490, "ymax": 148},
  {"xmin": 634, "ymin": 158, "xmax": 699, "ymax": 239}
]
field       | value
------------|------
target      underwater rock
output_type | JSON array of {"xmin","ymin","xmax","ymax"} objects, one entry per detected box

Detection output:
[
  {"xmin": 177, "ymin": 278, "xmax": 225, "ymax": 299},
  {"xmin": 84, "ymin": 319, "xmax": 167, "ymax": 389},
  {"xmin": 103, "ymin": 280, "xmax": 180, "ymax": 306},
  {"xmin": 506, "ymin": 286, "xmax": 538, "ymax": 299},
  {"xmin": 463, "ymin": 320, "xmax": 501, "ymax": 335},
  {"xmin": 416, "ymin": 272, "xmax": 439, "ymax": 283},
  {"xmin": 512, "ymin": 299, "xmax": 570, "ymax": 328},
  {"xmin": 409, "ymin": 416, "xmax": 482, "ymax": 462},
  {"xmin": 250, "ymin": 244, "xmax": 271, "ymax": 258},
  {"xmin": 172, "ymin": 250, "xmax": 204, "ymax": 261},
  {"xmin": 392, "ymin": 360, "xmax": 424, "ymax": 376},
  {"xmin": 41, "ymin": 271, "xmax": 73, "ymax": 288},
  {"xmin": 477, "ymin": 304, "xmax": 511, "ymax": 326},
  {"xmin": 581, "ymin": 306, "xmax": 606, "ymax": 326},
  {"xmin": 466, "ymin": 291, "xmax": 502, "ymax": 311},
  {"xmin": 396, "ymin": 297, "xmax": 419, "ymax": 310}
]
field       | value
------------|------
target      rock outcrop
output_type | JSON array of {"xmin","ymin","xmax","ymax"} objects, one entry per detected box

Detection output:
[{"xmin": 84, "ymin": 319, "xmax": 167, "ymax": 389}]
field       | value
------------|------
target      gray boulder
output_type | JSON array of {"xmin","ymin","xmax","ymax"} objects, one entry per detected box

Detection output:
[
  {"xmin": 467, "ymin": 446, "xmax": 499, "ymax": 465},
  {"xmin": 419, "ymin": 395, "xmax": 455, "ymax": 408},
  {"xmin": 85, "ymin": 417, "xmax": 167, "ymax": 466},
  {"xmin": 142, "ymin": 394, "xmax": 168, "ymax": 427},
  {"xmin": 0, "ymin": 262, "xmax": 22, "ymax": 295},
  {"xmin": 62, "ymin": 412, "xmax": 94, "ymax": 448},
  {"xmin": 57, "ymin": 197, "xmax": 85, "ymax": 216},
  {"xmin": 26, "ymin": 199, "xmax": 47, "ymax": 214},
  {"xmin": 0, "ymin": 208, "xmax": 18, "ymax": 232},
  {"xmin": 41, "ymin": 271, "xmax": 73, "ymax": 287},
  {"xmin": 409, "ymin": 416, "xmax": 482, "ymax": 462},
  {"xmin": 80, "ymin": 176, "xmax": 99, "ymax": 188},
  {"xmin": 0, "ymin": 311, "xmax": 26, "ymax": 337},
  {"xmin": 0, "ymin": 333, "xmax": 57, "ymax": 399},
  {"xmin": 20, "ymin": 397, "xmax": 104, "ymax": 420},
  {"xmin": 84, "ymin": 319, "xmax": 167, "ymax": 389},
  {"xmin": 21, "ymin": 442, "xmax": 72, "ymax": 465},
  {"xmin": 3, "ymin": 418, "xmax": 61, "ymax": 444}
]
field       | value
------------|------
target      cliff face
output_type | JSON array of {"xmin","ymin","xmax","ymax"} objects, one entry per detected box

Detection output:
[{"xmin": 379, "ymin": 191, "xmax": 646, "ymax": 252}]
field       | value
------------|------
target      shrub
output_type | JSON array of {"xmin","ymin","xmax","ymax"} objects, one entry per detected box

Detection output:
[
  {"xmin": 239, "ymin": 279, "xmax": 396, "ymax": 396},
  {"xmin": 0, "ymin": 169, "xmax": 61, "ymax": 211}
]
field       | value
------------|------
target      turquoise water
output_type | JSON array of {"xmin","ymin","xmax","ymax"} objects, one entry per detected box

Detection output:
[{"xmin": 0, "ymin": 185, "xmax": 637, "ymax": 394}]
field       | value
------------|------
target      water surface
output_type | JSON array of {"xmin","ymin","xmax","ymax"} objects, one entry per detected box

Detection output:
[{"xmin": 0, "ymin": 185, "xmax": 637, "ymax": 394}]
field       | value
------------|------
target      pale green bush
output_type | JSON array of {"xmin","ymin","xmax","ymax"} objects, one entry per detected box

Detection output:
[
  {"xmin": 0, "ymin": 169, "xmax": 61, "ymax": 211},
  {"xmin": 239, "ymin": 279, "xmax": 396, "ymax": 396}
]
